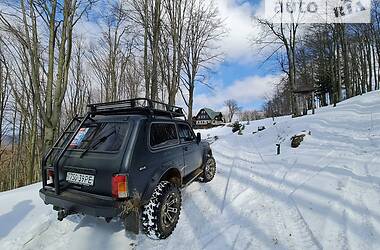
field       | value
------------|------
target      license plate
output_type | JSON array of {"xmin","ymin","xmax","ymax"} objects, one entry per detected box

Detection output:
[{"xmin": 66, "ymin": 172, "xmax": 94, "ymax": 186}]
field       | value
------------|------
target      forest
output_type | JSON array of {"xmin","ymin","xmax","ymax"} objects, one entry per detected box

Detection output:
[
  {"xmin": 0, "ymin": 0, "xmax": 379, "ymax": 191},
  {"xmin": 262, "ymin": 1, "xmax": 380, "ymax": 117},
  {"xmin": 0, "ymin": 0, "xmax": 224, "ymax": 191}
]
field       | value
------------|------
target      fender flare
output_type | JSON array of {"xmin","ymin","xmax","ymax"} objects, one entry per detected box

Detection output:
[
  {"xmin": 202, "ymin": 146, "xmax": 213, "ymax": 166},
  {"xmin": 141, "ymin": 167, "xmax": 182, "ymax": 204}
]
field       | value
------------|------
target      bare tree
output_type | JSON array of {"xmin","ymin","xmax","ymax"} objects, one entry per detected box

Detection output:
[
  {"xmin": 0, "ymin": 40, "xmax": 10, "ymax": 161},
  {"xmin": 158, "ymin": 0, "xmax": 188, "ymax": 105},
  {"xmin": 224, "ymin": 99, "xmax": 241, "ymax": 122},
  {"xmin": 0, "ymin": 0, "xmax": 97, "ymax": 150},
  {"xmin": 254, "ymin": 11, "xmax": 300, "ymax": 115},
  {"xmin": 64, "ymin": 39, "xmax": 91, "ymax": 121},
  {"xmin": 179, "ymin": 0, "xmax": 224, "ymax": 121},
  {"xmin": 240, "ymin": 110, "xmax": 263, "ymax": 121},
  {"xmin": 89, "ymin": 1, "xmax": 135, "ymax": 102},
  {"xmin": 129, "ymin": 0, "xmax": 162, "ymax": 101},
  {"xmin": 0, "ymin": 0, "xmax": 97, "ymax": 186}
]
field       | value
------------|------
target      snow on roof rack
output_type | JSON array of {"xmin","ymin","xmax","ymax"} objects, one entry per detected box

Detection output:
[{"xmin": 87, "ymin": 98, "xmax": 186, "ymax": 119}]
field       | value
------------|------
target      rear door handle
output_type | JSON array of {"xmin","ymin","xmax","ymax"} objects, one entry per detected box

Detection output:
[{"xmin": 139, "ymin": 166, "xmax": 147, "ymax": 171}]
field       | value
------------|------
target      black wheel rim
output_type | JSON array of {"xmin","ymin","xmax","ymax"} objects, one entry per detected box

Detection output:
[
  {"xmin": 161, "ymin": 192, "xmax": 180, "ymax": 228},
  {"xmin": 205, "ymin": 158, "xmax": 216, "ymax": 179}
]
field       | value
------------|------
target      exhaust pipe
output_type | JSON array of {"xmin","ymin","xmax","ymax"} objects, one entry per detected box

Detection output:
[{"xmin": 57, "ymin": 209, "xmax": 71, "ymax": 221}]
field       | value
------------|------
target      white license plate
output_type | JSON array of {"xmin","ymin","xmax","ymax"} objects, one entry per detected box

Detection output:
[{"xmin": 66, "ymin": 172, "xmax": 94, "ymax": 186}]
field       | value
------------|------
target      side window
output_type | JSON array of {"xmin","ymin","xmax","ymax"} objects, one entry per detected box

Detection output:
[
  {"xmin": 150, "ymin": 123, "xmax": 178, "ymax": 148},
  {"xmin": 178, "ymin": 124, "xmax": 195, "ymax": 143}
]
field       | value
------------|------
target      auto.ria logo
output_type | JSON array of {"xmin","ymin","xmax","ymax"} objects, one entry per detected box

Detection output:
[{"xmin": 264, "ymin": 0, "xmax": 371, "ymax": 23}]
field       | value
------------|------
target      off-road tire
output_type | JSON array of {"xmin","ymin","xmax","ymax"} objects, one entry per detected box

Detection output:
[
  {"xmin": 198, "ymin": 155, "xmax": 216, "ymax": 183},
  {"xmin": 141, "ymin": 181, "xmax": 182, "ymax": 239}
]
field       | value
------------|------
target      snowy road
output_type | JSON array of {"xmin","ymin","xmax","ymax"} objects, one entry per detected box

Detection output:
[{"xmin": 1, "ymin": 91, "xmax": 380, "ymax": 249}]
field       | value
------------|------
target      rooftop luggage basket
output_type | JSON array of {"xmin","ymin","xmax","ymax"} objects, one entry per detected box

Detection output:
[
  {"xmin": 87, "ymin": 98, "xmax": 186, "ymax": 119},
  {"xmin": 41, "ymin": 98, "xmax": 186, "ymax": 195}
]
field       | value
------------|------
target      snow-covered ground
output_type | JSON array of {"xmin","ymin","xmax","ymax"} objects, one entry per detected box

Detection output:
[{"xmin": 1, "ymin": 91, "xmax": 380, "ymax": 250}]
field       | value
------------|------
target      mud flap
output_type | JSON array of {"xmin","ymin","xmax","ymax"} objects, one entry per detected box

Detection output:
[
  {"xmin": 120, "ymin": 194, "xmax": 141, "ymax": 234},
  {"xmin": 124, "ymin": 210, "xmax": 140, "ymax": 234}
]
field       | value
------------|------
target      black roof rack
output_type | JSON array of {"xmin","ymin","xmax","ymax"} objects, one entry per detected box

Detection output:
[{"xmin": 87, "ymin": 98, "xmax": 186, "ymax": 119}]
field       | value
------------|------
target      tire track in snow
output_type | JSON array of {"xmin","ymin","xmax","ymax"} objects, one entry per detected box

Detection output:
[
  {"xmin": 221, "ymin": 158, "xmax": 236, "ymax": 214},
  {"xmin": 232, "ymin": 156, "xmax": 322, "ymax": 250},
  {"xmin": 22, "ymin": 215, "xmax": 87, "ymax": 250},
  {"xmin": 213, "ymin": 134, "xmax": 334, "ymax": 249},
  {"xmin": 271, "ymin": 197, "xmax": 322, "ymax": 250},
  {"xmin": 2, "ymin": 214, "xmax": 54, "ymax": 249},
  {"xmin": 319, "ymin": 155, "xmax": 378, "ymax": 250},
  {"xmin": 213, "ymin": 151, "xmax": 288, "ymax": 249},
  {"xmin": 350, "ymin": 187, "xmax": 375, "ymax": 250},
  {"xmin": 279, "ymin": 150, "xmax": 337, "ymax": 250},
  {"xmin": 338, "ymin": 176, "xmax": 373, "ymax": 250},
  {"xmin": 231, "ymin": 226, "xmax": 241, "ymax": 250},
  {"xmin": 247, "ymin": 150, "xmax": 324, "ymax": 250},
  {"xmin": 364, "ymin": 157, "xmax": 380, "ymax": 193},
  {"xmin": 248, "ymin": 171, "xmax": 322, "ymax": 250},
  {"xmin": 215, "ymin": 145, "xmax": 257, "ymax": 214},
  {"xmin": 347, "ymin": 157, "xmax": 379, "ymax": 250},
  {"xmin": 23, "ymin": 220, "xmax": 53, "ymax": 247},
  {"xmin": 288, "ymin": 150, "xmax": 335, "ymax": 197},
  {"xmin": 277, "ymin": 159, "xmax": 298, "ymax": 190},
  {"xmin": 252, "ymin": 142, "xmax": 275, "ymax": 173},
  {"xmin": 200, "ymin": 223, "xmax": 232, "ymax": 249},
  {"xmin": 320, "ymin": 176, "xmax": 350, "ymax": 250}
]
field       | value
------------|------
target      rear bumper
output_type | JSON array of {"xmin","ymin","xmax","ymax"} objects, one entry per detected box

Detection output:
[{"xmin": 39, "ymin": 188, "xmax": 121, "ymax": 218}]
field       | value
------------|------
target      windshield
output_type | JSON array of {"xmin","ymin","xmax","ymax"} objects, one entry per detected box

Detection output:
[{"xmin": 69, "ymin": 122, "xmax": 129, "ymax": 152}]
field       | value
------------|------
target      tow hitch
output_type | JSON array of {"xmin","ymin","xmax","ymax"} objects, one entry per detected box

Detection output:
[{"xmin": 57, "ymin": 209, "xmax": 72, "ymax": 221}]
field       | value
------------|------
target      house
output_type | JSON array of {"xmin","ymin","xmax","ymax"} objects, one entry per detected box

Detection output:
[{"xmin": 195, "ymin": 108, "xmax": 224, "ymax": 127}]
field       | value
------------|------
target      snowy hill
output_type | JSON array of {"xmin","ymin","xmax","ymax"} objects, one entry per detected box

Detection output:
[{"xmin": 1, "ymin": 91, "xmax": 380, "ymax": 250}]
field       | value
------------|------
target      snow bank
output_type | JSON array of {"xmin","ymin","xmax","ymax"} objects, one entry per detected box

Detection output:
[{"xmin": 1, "ymin": 91, "xmax": 380, "ymax": 249}]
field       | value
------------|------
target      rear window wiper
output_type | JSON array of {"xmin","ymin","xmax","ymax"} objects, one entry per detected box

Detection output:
[{"xmin": 80, "ymin": 130, "xmax": 116, "ymax": 158}]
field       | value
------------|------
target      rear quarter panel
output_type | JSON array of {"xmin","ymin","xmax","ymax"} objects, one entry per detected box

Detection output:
[{"xmin": 127, "ymin": 119, "xmax": 185, "ymax": 204}]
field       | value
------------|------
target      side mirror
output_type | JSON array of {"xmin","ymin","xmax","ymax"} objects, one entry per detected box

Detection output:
[{"xmin": 196, "ymin": 133, "xmax": 201, "ymax": 144}]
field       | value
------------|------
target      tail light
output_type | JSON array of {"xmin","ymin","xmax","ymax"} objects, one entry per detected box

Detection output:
[
  {"xmin": 112, "ymin": 175, "xmax": 128, "ymax": 198},
  {"xmin": 47, "ymin": 170, "xmax": 54, "ymax": 185}
]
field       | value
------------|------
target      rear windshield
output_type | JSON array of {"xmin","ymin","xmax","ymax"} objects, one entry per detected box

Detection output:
[{"xmin": 69, "ymin": 122, "xmax": 128, "ymax": 152}]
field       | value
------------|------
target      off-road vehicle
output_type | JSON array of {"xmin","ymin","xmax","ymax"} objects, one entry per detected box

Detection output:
[{"xmin": 39, "ymin": 99, "xmax": 216, "ymax": 239}]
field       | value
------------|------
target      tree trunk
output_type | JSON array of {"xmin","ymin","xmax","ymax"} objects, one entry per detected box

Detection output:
[{"xmin": 187, "ymin": 84, "xmax": 194, "ymax": 122}]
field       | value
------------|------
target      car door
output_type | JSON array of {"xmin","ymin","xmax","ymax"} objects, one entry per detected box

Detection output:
[
  {"xmin": 148, "ymin": 121, "xmax": 185, "ymax": 173},
  {"xmin": 177, "ymin": 123, "xmax": 203, "ymax": 175}
]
